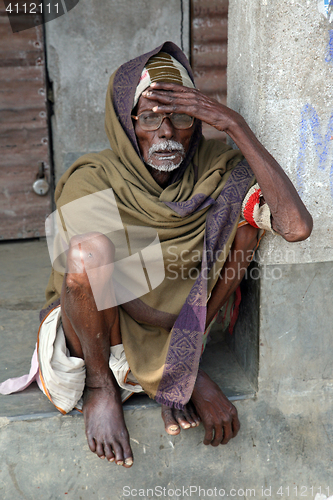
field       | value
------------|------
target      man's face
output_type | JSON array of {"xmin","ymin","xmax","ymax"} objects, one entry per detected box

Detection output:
[{"xmin": 134, "ymin": 95, "xmax": 194, "ymax": 172}]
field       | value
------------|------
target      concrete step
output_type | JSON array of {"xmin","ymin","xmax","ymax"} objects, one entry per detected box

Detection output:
[{"xmin": 0, "ymin": 239, "xmax": 257, "ymax": 500}]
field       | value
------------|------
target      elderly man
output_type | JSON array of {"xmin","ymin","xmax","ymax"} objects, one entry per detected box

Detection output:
[{"xmin": 2, "ymin": 42, "xmax": 312, "ymax": 468}]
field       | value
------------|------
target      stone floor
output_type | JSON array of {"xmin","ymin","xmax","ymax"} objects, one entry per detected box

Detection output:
[
  {"xmin": 0, "ymin": 239, "xmax": 332, "ymax": 500},
  {"xmin": 0, "ymin": 238, "xmax": 257, "ymax": 500}
]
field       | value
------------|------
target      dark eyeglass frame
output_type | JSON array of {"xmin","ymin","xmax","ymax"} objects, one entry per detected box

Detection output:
[{"xmin": 131, "ymin": 111, "xmax": 194, "ymax": 131}]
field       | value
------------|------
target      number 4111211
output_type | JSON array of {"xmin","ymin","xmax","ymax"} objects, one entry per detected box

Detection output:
[
  {"xmin": 6, "ymin": 3, "xmax": 59, "ymax": 14},
  {"xmin": 276, "ymin": 486, "xmax": 330, "ymax": 496}
]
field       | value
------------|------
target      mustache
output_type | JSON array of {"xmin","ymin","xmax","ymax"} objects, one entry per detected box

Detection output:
[{"xmin": 148, "ymin": 140, "xmax": 185, "ymax": 156}]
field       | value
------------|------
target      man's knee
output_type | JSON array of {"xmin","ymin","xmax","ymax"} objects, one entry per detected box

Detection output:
[{"xmin": 66, "ymin": 232, "xmax": 115, "ymax": 280}]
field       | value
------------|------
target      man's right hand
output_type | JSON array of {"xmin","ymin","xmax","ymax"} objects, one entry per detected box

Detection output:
[{"xmin": 191, "ymin": 369, "xmax": 240, "ymax": 446}]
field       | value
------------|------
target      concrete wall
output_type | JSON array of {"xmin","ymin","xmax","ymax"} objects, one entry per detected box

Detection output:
[
  {"xmin": 228, "ymin": 0, "xmax": 333, "ymax": 265},
  {"xmin": 227, "ymin": 1, "xmax": 333, "ymax": 494},
  {"xmin": 44, "ymin": 0, "xmax": 190, "ymax": 184}
]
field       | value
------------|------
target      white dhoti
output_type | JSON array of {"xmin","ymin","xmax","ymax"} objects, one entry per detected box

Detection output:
[{"xmin": 38, "ymin": 306, "xmax": 143, "ymax": 414}]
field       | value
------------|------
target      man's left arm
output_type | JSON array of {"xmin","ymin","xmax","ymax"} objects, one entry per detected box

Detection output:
[
  {"xmin": 143, "ymin": 82, "xmax": 313, "ymax": 242},
  {"xmin": 221, "ymin": 117, "xmax": 313, "ymax": 241}
]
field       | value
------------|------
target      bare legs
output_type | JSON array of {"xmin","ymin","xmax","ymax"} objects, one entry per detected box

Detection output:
[
  {"xmin": 206, "ymin": 223, "xmax": 259, "ymax": 327},
  {"xmin": 161, "ymin": 224, "xmax": 259, "ymax": 443},
  {"xmin": 61, "ymin": 233, "xmax": 133, "ymax": 467},
  {"xmin": 61, "ymin": 224, "xmax": 258, "ymax": 461}
]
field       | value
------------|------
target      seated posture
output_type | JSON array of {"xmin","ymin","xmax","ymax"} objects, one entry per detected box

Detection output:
[{"xmin": 2, "ymin": 42, "xmax": 312, "ymax": 467}]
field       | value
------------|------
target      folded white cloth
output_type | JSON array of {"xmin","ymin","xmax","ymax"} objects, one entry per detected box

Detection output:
[{"xmin": 38, "ymin": 306, "xmax": 143, "ymax": 413}]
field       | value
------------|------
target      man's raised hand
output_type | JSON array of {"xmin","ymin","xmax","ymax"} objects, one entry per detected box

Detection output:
[{"xmin": 142, "ymin": 82, "xmax": 236, "ymax": 133}]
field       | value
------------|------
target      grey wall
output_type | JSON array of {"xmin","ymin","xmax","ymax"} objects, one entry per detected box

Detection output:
[
  {"xmin": 44, "ymin": 0, "xmax": 190, "ymax": 184},
  {"xmin": 228, "ymin": 0, "xmax": 333, "ymax": 265},
  {"xmin": 227, "ymin": 3, "xmax": 333, "ymax": 493}
]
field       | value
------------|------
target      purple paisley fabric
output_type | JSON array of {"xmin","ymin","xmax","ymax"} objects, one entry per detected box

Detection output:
[
  {"xmin": 156, "ymin": 160, "xmax": 254, "ymax": 408},
  {"xmin": 164, "ymin": 193, "xmax": 216, "ymax": 216}
]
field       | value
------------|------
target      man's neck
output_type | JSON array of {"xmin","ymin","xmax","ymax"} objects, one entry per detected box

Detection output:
[{"xmin": 146, "ymin": 165, "xmax": 176, "ymax": 189}]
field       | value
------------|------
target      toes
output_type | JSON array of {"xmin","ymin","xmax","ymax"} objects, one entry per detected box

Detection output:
[
  {"xmin": 123, "ymin": 457, "xmax": 134, "ymax": 468},
  {"xmin": 121, "ymin": 436, "xmax": 134, "ymax": 468},
  {"xmin": 104, "ymin": 443, "xmax": 115, "ymax": 462},
  {"xmin": 173, "ymin": 403, "xmax": 200, "ymax": 430},
  {"xmin": 112, "ymin": 441, "xmax": 125, "ymax": 465},
  {"xmin": 95, "ymin": 441, "xmax": 106, "ymax": 459},
  {"xmin": 161, "ymin": 405, "xmax": 181, "ymax": 435},
  {"xmin": 86, "ymin": 435, "xmax": 97, "ymax": 453},
  {"xmin": 187, "ymin": 401, "xmax": 201, "ymax": 426},
  {"xmin": 174, "ymin": 408, "xmax": 191, "ymax": 429}
]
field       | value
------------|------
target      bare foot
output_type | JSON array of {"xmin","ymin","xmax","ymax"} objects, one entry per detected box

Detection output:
[
  {"xmin": 83, "ymin": 385, "xmax": 133, "ymax": 467},
  {"xmin": 161, "ymin": 401, "xmax": 201, "ymax": 435},
  {"xmin": 191, "ymin": 369, "xmax": 240, "ymax": 446}
]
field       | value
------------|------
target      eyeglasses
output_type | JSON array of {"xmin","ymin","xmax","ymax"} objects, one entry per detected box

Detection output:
[{"xmin": 131, "ymin": 111, "xmax": 194, "ymax": 131}]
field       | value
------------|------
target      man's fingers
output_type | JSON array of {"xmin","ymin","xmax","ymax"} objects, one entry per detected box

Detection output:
[
  {"xmin": 142, "ymin": 87, "xmax": 204, "ymax": 110},
  {"xmin": 143, "ymin": 88, "xmax": 192, "ymax": 99},
  {"xmin": 232, "ymin": 413, "xmax": 241, "ymax": 437},
  {"xmin": 150, "ymin": 81, "xmax": 194, "ymax": 92},
  {"xmin": 203, "ymin": 424, "xmax": 214, "ymax": 445},
  {"xmin": 211, "ymin": 426, "xmax": 223, "ymax": 447},
  {"xmin": 221, "ymin": 421, "xmax": 233, "ymax": 445}
]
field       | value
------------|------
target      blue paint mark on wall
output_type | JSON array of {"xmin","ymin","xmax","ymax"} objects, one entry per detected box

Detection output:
[
  {"xmin": 325, "ymin": 30, "xmax": 333, "ymax": 64},
  {"xmin": 318, "ymin": 0, "xmax": 333, "ymax": 21},
  {"xmin": 297, "ymin": 104, "xmax": 333, "ymax": 199}
]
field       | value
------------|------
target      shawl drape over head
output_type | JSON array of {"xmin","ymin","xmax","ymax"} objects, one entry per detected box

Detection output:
[{"xmin": 43, "ymin": 41, "xmax": 254, "ymax": 408}]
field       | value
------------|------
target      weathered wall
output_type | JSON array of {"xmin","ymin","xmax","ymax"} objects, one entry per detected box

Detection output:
[
  {"xmin": 228, "ymin": 0, "xmax": 333, "ymax": 265},
  {"xmin": 227, "ymin": 3, "xmax": 333, "ymax": 493},
  {"xmin": 44, "ymin": 0, "xmax": 190, "ymax": 184},
  {"xmin": 0, "ymin": 3, "xmax": 328, "ymax": 498}
]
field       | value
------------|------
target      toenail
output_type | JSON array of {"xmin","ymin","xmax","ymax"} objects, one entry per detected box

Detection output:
[
  {"xmin": 109, "ymin": 458, "xmax": 115, "ymax": 462},
  {"xmin": 116, "ymin": 461, "xmax": 124, "ymax": 466},
  {"xmin": 125, "ymin": 458, "xmax": 133, "ymax": 465},
  {"xmin": 169, "ymin": 425, "xmax": 179, "ymax": 431},
  {"xmin": 100, "ymin": 455, "xmax": 105, "ymax": 459},
  {"xmin": 182, "ymin": 423, "xmax": 190, "ymax": 429}
]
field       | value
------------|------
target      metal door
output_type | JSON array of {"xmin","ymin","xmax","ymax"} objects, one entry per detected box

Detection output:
[
  {"xmin": 0, "ymin": 3, "xmax": 52, "ymax": 240},
  {"xmin": 191, "ymin": 0, "xmax": 228, "ymax": 142}
]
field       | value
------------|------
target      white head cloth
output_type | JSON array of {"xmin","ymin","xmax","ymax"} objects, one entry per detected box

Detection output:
[{"xmin": 133, "ymin": 52, "xmax": 195, "ymax": 109}]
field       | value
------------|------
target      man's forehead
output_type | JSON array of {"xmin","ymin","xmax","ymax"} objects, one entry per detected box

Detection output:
[{"xmin": 135, "ymin": 95, "xmax": 161, "ymax": 114}]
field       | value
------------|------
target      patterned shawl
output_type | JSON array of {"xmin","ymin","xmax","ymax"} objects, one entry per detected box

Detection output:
[{"xmin": 42, "ymin": 41, "xmax": 254, "ymax": 409}]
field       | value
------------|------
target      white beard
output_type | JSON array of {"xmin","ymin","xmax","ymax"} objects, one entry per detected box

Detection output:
[{"xmin": 146, "ymin": 140, "xmax": 185, "ymax": 172}]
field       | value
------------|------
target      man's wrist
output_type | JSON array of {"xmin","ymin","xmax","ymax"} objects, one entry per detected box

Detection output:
[{"xmin": 224, "ymin": 112, "xmax": 248, "ymax": 138}]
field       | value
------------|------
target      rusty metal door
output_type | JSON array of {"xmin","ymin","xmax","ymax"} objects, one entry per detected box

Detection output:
[
  {"xmin": 0, "ymin": 3, "xmax": 52, "ymax": 240},
  {"xmin": 191, "ymin": 0, "xmax": 228, "ymax": 142}
]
